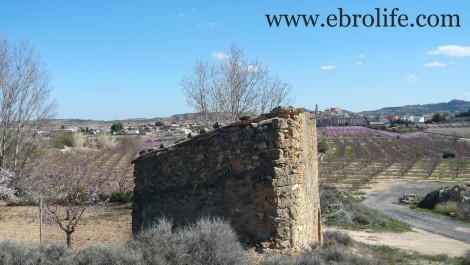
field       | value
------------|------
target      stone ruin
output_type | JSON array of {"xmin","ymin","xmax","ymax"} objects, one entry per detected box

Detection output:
[{"xmin": 132, "ymin": 107, "xmax": 322, "ymax": 251}]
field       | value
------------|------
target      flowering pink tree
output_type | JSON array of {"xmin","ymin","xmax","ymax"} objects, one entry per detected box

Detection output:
[
  {"xmin": 0, "ymin": 167, "xmax": 16, "ymax": 201},
  {"xmin": 23, "ymin": 150, "xmax": 112, "ymax": 247}
]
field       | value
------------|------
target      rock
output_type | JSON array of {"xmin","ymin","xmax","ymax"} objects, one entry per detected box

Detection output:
[
  {"xmin": 174, "ymin": 137, "xmax": 186, "ymax": 144},
  {"xmin": 400, "ymin": 194, "xmax": 419, "ymax": 204},
  {"xmin": 418, "ymin": 184, "xmax": 470, "ymax": 209},
  {"xmin": 269, "ymin": 216, "xmax": 288, "ymax": 223},
  {"xmin": 239, "ymin": 115, "xmax": 251, "ymax": 121},
  {"xmin": 200, "ymin": 128, "xmax": 210, "ymax": 134},
  {"xmin": 323, "ymin": 204, "xmax": 341, "ymax": 213},
  {"xmin": 255, "ymin": 141, "xmax": 267, "ymax": 150}
]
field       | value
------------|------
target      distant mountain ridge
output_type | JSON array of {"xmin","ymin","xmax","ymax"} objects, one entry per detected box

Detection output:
[{"xmin": 360, "ymin": 100, "xmax": 470, "ymax": 116}]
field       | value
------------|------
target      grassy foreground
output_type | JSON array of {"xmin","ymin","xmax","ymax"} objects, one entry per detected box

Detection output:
[
  {"xmin": 263, "ymin": 230, "xmax": 468, "ymax": 265},
  {"xmin": 321, "ymin": 187, "xmax": 412, "ymax": 232}
]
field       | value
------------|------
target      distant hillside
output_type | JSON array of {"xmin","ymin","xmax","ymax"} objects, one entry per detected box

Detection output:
[{"xmin": 360, "ymin": 100, "xmax": 470, "ymax": 116}]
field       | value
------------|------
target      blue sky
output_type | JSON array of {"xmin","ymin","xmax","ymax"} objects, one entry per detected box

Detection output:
[{"xmin": 1, "ymin": 1, "xmax": 469, "ymax": 120}]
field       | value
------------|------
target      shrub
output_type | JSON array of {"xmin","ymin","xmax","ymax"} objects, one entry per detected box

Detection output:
[
  {"xmin": 462, "ymin": 250, "xmax": 470, "ymax": 265},
  {"xmin": 353, "ymin": 211, "xmax": 372, "ymax": 225},
  {"xmin": 53, "ymin": 132, "xmax": 74, "ymax": 149},
  {"xmin": 435, "ymin": 201, "xmax": 460, "ymax": 216},
  {"xmin": 322, "ymin": 230, "xmax": 352, "ymax": 247},
  {"xmin": 52, "ymin": 131, "xmax": 85, "ymax": 149},
  {"xmin": 13, "ymin": 193, "xmax": 38, "ymax": 206},
  {"xmin": 101, "ymin": 190, "xmax": 133, "ymax": 203},
  {"xmin": 177, "ymin": 217, "xmax": 249, "ymax": 265},
  {"xmin": 317, "ymin": 140, "xmax": 329, "ymax": 153},
  {"xmin": 95, "ymin": 135, "xmax": 118, "ymax": 149},
  {"xmin": 0, "ymin": 240, "xmax": 70, "ymax": 265},
  {"xmin": 442, "ymin": 149, "xmax": 457, "ymax": 159},
  {"xmin": 66, "ymin": 244, "xmax": 141, "ymax": 265},
  {"xmin": 262, "ymin": 232, "xmax": 377, "ymax": 265},
  {"xmin": 434, "ymin": 201, "xmax": 470, "ymax": 221},
  {"xmin": 130, "ymin": 217, "xmax": 248, "ymax": 264},
  {"xmin": 132, "ymin": 217, "xmax": 250, "ymax": 265},
  {"xmin": 320, "ymin": 187, "xmax": 411, "ymax": 232},
  {"xmin": 36, "ymin": 244, "xmax": 70, "ymax": 265},
  {"xmin": 0, "ymin": 217, "xmax": 249, "ymax": 265},
  {"xmin": 129, "ymin": 218, "xmax": 177, "ymax": 264},
  {"xmin": 0, "ymin": 240, "xmax": 32, "ymax": 265},
  {"xmin": 71, "ymin": 133, "xmax": 85, "ymax": 147},
  {"xmin": 117, "ymin": 136, "xmax": 139, "ymax": 149},
  {"xmin": 313, "ymin": 242, "xmax": 376, "ymax": 265}
]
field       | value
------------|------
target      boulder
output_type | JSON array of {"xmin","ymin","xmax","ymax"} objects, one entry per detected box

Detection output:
[{"xmin": 418, "ymin": 184, "xmax": 470, "ymax": 209}]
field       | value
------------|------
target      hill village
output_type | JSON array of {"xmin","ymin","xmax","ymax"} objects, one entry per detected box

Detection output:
[{"xmin": 53, "ymin": 102, "xmax": 470, "ymax": 144}]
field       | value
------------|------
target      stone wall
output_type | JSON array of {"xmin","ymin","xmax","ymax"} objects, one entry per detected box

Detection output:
[{"xmin": 132, "ymin": 108, "xmax": 322, "ymax": 251}]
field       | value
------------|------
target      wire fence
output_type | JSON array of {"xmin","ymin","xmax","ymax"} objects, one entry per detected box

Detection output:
[{"xmin": 0, "ymin": 202, "xmax": 132, "ymax": 248}]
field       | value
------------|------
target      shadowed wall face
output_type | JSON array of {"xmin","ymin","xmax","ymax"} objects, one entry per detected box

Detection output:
[{"xmin": 132, "ymin": 110, "xmax": 322, "ymax": 251}]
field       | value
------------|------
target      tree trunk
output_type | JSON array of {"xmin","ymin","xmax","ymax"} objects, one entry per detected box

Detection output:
[{"xmin": 66, "ymin": 232, "xmax": 73, "ymax": 248}]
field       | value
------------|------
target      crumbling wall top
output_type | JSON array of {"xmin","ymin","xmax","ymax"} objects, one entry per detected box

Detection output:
[{"xmin": 134, "ymin": 107, "xmax": 307, "ymax": 161}]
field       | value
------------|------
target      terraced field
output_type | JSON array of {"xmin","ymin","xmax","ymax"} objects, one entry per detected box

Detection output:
[{"xmin": 318, "ymin": 127, "xmax": 470, "ymax": 190}]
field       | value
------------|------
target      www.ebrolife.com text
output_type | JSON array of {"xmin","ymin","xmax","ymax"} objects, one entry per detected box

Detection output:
[{"xmin": 266, "ymin": 8, "xmax": 461, "ymax": 28}]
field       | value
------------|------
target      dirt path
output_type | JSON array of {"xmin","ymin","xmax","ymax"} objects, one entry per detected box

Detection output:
[
  {"xmin": 362, "ymin": 180, "xmax": 470, "ymax": 244},
  {"xmin": 343, "ymin": 180, "xmax": 470, "ymax": 257},
  {"xmin": 327, "ymin": 227, "xmax": 470, "ymax": 257}
]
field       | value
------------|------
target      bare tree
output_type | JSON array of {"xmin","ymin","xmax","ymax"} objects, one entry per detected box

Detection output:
[
  {"xmin": 419, "ymin": 155, "xmax": 441, "ymax": 178},
  {"xmin": 181, "ymin": 60, "xmax": 212, "ymax": 123},
  {"xmin": 181, "ymin": 45, "xmax": 292, "ymax": 125},
  {"xmin": 449, "ymin": 157, "xmax": 468, "ymax": 179},
  {"xmin": 0, "ymin": 35, "xmax": 56, "ymax": 187},
  {"xmin": 259, "ymin": 75, "xmax": 292, "ymax": 114},
  {"xmin": 24, "ymin": 149, "xmax": 111, "ymax": 247}
]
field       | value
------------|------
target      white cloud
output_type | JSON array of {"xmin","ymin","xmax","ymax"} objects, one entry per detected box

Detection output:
[
  {"xmin": 405, "ymin": 75, "xmax": 420, "ymax": 84},
  {"xmin": 428, "ymin": 45, "xmax": 470, "ymax": 57},
  {"xmin": 320, "ymin": 65, "xmax": 336, "ymax": 70},
  {"xmin": 355, "ymin": 54, "xmax": 365, "ymax": 58},
  {"xmin": 424, "ymin": 61, "xmax": 447, "ymax": 68},
  {"xmin": 211, "ymin": 51, "xmax": 229, "ymax": 61},
  {"xmin": 178, "ymin": 12, "xmax": 185, "ymax": 18},
  {"xmin": 356, "ymin": 62, "xmax": 363, "ymax": 67}
]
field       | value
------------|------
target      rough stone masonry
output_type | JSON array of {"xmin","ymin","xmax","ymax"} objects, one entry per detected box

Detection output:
[{"xmin": 132, "ymin": 107, "xmax": 322, "ymax": 251}]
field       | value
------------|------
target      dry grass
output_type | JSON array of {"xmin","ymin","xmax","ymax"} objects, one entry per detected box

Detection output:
[
  {"xmin": 435, "ymin": 201, "xmax": 461, "ymax": 216},
  {"xmin": 0, "ymin": 204, "xmax": 132, "ymax": 247},
  {"xmin": 433, "ymin": 201, "xmax": 470, "ymax": 222}
]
